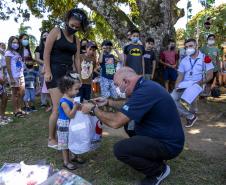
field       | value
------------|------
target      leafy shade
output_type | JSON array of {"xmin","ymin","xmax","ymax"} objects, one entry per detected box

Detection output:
[{"xmin": 187, "ymin": 4, "xmax": 226, "ymax": 48}]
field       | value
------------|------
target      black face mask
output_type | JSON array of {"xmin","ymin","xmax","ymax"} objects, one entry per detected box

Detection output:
[
  {"xmin": 66, "ymin": 24, "xmax": 77, "ymax": 35},
  {"xmin": 26, "ymin": 64, "xmax": 33, "ymax": 69},
  {"xmin": 170, "ymin": 46, "xmax": 175, "ymax": 50},
  {"xmin": 42, "ymin": 38, "xmax": 47, "ymax": 42},
  {"xmin": 81, "ymin": 46, "xmax": 86, "ymax": 50}
]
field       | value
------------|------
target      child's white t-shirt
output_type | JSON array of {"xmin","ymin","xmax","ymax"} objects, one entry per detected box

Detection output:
[{"xmin": 5, "ymin": 50, "xmax": 24, "ymax": 78}]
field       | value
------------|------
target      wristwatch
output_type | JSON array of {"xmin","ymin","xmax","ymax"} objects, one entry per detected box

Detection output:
[{"xmin": 90, "ymin": 104, "xmax": 97, "ymax": 116}]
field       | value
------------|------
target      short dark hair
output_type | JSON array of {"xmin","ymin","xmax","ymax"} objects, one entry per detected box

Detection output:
[
  {"xmin": 101, "ymin": 40, "xmax": 113, "ymax": 47},
  {"xmin": 131, "ymin": 29, "xmax": 140, "ymax": 35},
  {"xmin": 19, "ymin": 33, "xmax": 32, "ymax": 58},
  {"xmin": 65, "ymin": 8, "xmax": 89, "ymax": 32},
  {"xmin": 184, "ymin": 38, "xmax": 197, "ymax": 45},
  {"xmin": 7, "ymin": 36, "xmax": 20, "ymax": 52},
  {"xmin": 168, "ymin": 39, "xmax": 175, "ymax": 44},
  {"xmin": 58, "ymin": 72, "xmax": 81, "ymax": 94},
  {"xmin": 207, "ymin": 34, "xmax": 215, "ymax": 40},
  {"xmin": 145, "ymin": 37, "xmax": 155, "ymax": 43}
]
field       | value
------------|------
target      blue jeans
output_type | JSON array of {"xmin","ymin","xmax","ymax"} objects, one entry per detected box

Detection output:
[{"xmin": 23, "ymin": 88, "xmax": 35, "ymax": 102}]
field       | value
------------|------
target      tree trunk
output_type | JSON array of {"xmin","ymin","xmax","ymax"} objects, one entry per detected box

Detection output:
[{"xmin": 82, "ymin": 0, "xmax": 183, "ymax": 50}]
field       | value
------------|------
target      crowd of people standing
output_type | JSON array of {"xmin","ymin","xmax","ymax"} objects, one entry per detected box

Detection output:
[{"xmin": 0, "ymin": 7, "xmax": 226, "ymax": 185}]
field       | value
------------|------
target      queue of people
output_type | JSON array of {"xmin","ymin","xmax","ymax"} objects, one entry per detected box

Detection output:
[{"xmin": 0, "ymin": 7, "xmax": 226, "ymax": 185}]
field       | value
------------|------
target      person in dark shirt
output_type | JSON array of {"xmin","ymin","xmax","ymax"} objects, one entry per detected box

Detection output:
[
  {"xmin": 81, "ymin": 67, "xmax": 184, "ymax": 185},
  {"xmin": 44, "ymin": 8, "xmax": 89, "ymax": 148},
  {"xmin": 123, "ymin": 29, "xmax": 145, "ymax": 75},
  {"xmin": 144, "ymin": 37, "xmax": 156, "ymax": 80}
]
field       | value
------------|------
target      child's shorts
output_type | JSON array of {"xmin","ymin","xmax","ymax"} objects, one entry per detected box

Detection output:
[
  {"xmin": 57, "ymin": 119, "xmax": 70, "ymax": 150},
  {"xmin": 23, "ymin": 88, "xmax": 36, "ymax": 102},
  {"xmin": 10, "ymin": 76, "xmax": 25, "ymax": 88}
]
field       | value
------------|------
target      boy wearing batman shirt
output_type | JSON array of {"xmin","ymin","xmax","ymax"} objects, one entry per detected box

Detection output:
[{"xmin": 123, "ymin": 29, "xmax": 145, "ymax": 75}]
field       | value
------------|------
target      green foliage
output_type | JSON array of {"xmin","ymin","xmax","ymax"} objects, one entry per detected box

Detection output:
[
  {"xmin": 176, "ymin": 28, "xmax": 186, "ymax": 41},
  {"xmin": 187, "ymin": 4, "xmax": 226, "ymax": 48}
]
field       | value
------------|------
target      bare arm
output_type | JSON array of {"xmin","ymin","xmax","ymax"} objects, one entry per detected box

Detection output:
[
  {"xmin": 75, "ymin": 37, "xmax": 80, "ymax": 73},
  {"xmin": 175, "ymin": 72, "xmax": 184, "ymax": 88},
  {"xmin": 197, "ymin": 69, "xmax": 213, "ymax": 85},
  {"xmin": 108, "ymin": 99, "xmax": 126, "ymax": 110},
  {"xmin": 61, "ymin": 102, "xmax": 80, "ymax": 119},
  {"xmin": 44, "ymin": 27, "xmax": 59, "ymax": 74},
  {"xmin": 35, "ymin": 52, "xmax": 44, "ymax": 65},
  {"xmin": 5, "ymin": 56, "xmax": 14, "ymax": 80},
  {"xmin": 151, "ymin": 60, "xmax": 156, "ymax": 79},
  {"xmin": 98, "ymin": 52, "xmax": 103, "ymax": 64},
  {"xmin": 94, "ymin": 107, "xmax": 130, "ymax": 129},
  {"xmin": 142, "ymin": 56, "xmax": 145, "ymax": 76}
]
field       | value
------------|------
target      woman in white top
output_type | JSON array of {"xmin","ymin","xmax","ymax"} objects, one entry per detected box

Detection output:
[{"xmin": 5, "ymin": 36, "xmax": 25, "ymax": 118}]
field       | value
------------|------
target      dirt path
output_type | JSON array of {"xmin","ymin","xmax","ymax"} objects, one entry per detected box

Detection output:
[{"xmin": 102, "ymin": 92, "xmax": 226, "ymax": 158}]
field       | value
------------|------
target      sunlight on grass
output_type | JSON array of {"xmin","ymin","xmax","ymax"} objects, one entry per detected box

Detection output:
[
  {"xmin": 187, "ymin": 129, "xmax": 201, "ymax": 135},
  {"xmin": 201, "ymin": 138, "xmax": 213, "ymax": 142},
  {"xmin": 208, "ymin": 122, "xmax": 226, "ymax": 128}
]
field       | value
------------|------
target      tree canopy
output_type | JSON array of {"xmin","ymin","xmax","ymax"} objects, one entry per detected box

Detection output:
[
  {"xmin": 187, "ymin": 3, "xmax": 226, "ymax": 48},
  {"xmin": 1, "ymin": 0, "xmax": 183, "ymax": 49}
]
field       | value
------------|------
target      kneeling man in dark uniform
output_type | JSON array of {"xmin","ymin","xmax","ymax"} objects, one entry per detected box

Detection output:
[{"xmin": 81, "ymin": 67, "xmax": 184, "ymax": 185}]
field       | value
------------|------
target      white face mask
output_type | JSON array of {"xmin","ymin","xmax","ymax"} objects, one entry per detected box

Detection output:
[
  {"xmin": 116, "ymin": 86, "xmax": 126, "ymax": 99},
  {"xmin": 186, "ymin": 48, "xmax": 196, "ymax": 56},
  {"xmin": 208, "ymin": 40, "xmax": 215, "ymax": 45}
]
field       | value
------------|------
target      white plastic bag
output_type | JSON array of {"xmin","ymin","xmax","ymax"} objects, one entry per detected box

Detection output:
[
  {"xmin": 68, "ymin": 111, "xmax": 92, "ymax": 154},
  {"xmin": 68, "ymin": 111, "xmax": 103, "ymax": 154},
  {"xmin": 89, "ymin": 116, "xmax": 103, "ymax": 150}
]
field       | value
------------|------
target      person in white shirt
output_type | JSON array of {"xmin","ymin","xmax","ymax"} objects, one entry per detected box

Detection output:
[
  {"xmin": 171, "ymin": 38, "xmax": 214, "ymax": 128},
  {"xmin": 5, "ymin": 36, "xmax": 26, "ymax": 118}
]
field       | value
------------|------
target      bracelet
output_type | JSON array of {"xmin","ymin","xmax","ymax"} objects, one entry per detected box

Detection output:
[{"xmin": 90, "ymin": 104, "xmax": 97, "ymax": 116}]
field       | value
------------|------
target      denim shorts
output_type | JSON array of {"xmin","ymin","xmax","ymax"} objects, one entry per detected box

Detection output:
[{"xmin": 23, "ymin": 88, "xmax": 36, "ymax": 102}]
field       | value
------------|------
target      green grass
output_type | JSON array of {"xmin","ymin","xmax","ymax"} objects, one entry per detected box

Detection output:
[{"xmin": 0, "ymin": 102, "xmax": 226, "ymax": 185}]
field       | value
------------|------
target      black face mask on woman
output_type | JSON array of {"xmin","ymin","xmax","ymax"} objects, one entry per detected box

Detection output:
[{"xmin": 66, "ymin": 24, "xmax": 78, "ymax": 35}]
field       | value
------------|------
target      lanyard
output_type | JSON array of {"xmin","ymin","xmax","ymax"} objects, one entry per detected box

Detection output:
[{"xmin": 189, "ymin": 58, "xmax": 199, "ymax": 75}]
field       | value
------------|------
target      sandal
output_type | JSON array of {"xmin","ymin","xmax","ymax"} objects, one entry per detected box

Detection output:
[
  {"xmin": 71, "ymin": 155, "xmax": 86, "ymax": 164},
  {"xmin": 63, "ymin": 163, "xmax": 77, "ymax": 170},
  {"xmin": 14, "ymin": 112, "xmax": 25, "ymax": 118}
]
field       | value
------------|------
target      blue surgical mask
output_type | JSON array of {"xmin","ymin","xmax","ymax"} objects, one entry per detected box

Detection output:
[
  {"xmin": 22, "ymin": 39, "xmax": 29, "ymax": 47},
  {"xmin": 11, "ymin": 43, "xmax": 19, "ymax": 50},
  {"xmin": 131, "ymin": 37, "xmax": 139, "ymax": 43}
]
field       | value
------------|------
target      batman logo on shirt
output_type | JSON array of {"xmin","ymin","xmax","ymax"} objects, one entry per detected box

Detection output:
[{"xmin": 129, "ymin": 48, "xmax": 142, "ymax": 56}]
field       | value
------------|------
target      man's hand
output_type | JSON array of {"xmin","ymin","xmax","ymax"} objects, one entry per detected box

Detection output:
[
  {"xmin": 91, "ymin": 97, "xmax": 108, "ymax": 107},
  {"xmin": 81, "ymin": 103, "xmax": 95, "ymax": 114}
]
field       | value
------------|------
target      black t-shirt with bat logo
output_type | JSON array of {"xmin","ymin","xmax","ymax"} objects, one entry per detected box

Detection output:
[{"xmin": 123, "ymin": 44, "xmax": 145, "ymax": 75}]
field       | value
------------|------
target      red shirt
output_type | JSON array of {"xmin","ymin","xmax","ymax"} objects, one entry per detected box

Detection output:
[{"xmin": 160, "ymin": 50, "xmax": 178, "ymax": 65}]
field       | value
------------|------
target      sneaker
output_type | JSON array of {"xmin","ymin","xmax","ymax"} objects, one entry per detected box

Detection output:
[
  {"xmin": 30, "ymin": 106, "xmax": 38, "ymax": 112},
  {"xmin": 185, "ymin": 114, "xmax": 197, "ymax": 128},
  {"xmin": 40, "ymin": 104, "xmax": 47, "ymax": 108},
  {"xmin": 24, "ymin": 107, "xmax": 32, "ymax": 114},
  {"xmin": 140, "ymin": 164, "xmax": 170, "ymax": 185}
]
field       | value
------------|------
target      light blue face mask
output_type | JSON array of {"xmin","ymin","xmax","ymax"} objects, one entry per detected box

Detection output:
[
  {"xmin": 131, "ymin": 37, "xmax": 139, "ymax": 43},
  {"xmin": 22, "ymin": 39, "xmax": 29, "ymax": 47}
]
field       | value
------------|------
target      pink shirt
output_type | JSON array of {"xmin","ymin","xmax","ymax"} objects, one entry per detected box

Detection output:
[{"xmin": 160, "ymin": 50, "xmax": 178, "ymax": 65}]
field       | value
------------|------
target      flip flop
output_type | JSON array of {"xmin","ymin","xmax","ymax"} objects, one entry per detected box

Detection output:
[
  {"xmin": 63, "ymin": 163, "xmax": 77, "ymax": 170},
  {"xmin": 71, "ymin": 155, "xmax": 86, "ymax": 164},
  {"xmin": 48, "ymin": 144, "xmax": 58, "ymax": 150}
]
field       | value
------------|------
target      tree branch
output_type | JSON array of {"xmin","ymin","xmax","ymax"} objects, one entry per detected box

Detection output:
[{"xmin": 81, "ymin": 0, "xmax": 136, "ymax": 46}]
